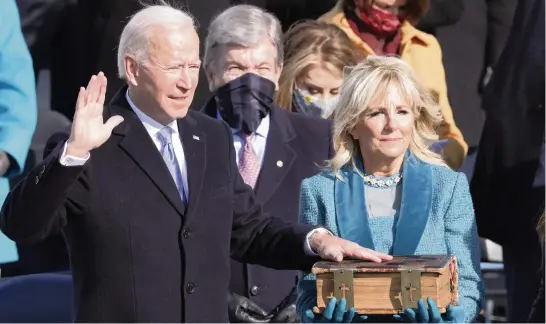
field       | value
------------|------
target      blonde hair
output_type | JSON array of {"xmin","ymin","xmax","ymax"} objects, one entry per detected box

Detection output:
[
  {"xmin": 327, "ymin": 55, "xmax": 446, "ymax": 179},
  {"xmin": 275, "ymin": 20, "xmax": 362, "ymax": 111}
]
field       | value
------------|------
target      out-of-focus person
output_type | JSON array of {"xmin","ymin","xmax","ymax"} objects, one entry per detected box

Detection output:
[
  {"xmin": 0, "ymin": 0, "xmax": 38, "ymax": 273},
  {"xmin": 427, "ymin": 0, "xmax": 517, "ymax": 147},
  {"xmin": 415, "ymin": 0, "xmax": 463, "ymax": 35},
  {"xmin": 15, "ymin": 0, "xmax": 97, "ymax": 120},
  {"xmin": 232, "ymin": 0, "xmax": 338, "ymax": 32},
  {"xmin": 318, "ymin": 0, "xmax": 467, "ymax": 170},
  {"xmin": 275, "ymin": 20, "xmax": 362, "ymax": 119},
  {"xmin": 471, "ymin": 0, "xmax": 545, "ymax": 322},
  {"xmin": 200, "ymin": 6, "xmax": 333, "ymax": 322},
  {"xmin": 296, "ymin": 56, "xmax": 483, "ymax": 323}
]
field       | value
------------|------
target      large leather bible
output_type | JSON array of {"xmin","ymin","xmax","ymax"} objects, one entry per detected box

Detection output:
[{"xmin": 312, "ymin": 255, "xmax": 458, "ymax": 314}]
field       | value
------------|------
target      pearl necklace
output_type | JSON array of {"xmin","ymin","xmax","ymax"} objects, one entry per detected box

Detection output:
[{"xmin": 363, "ymin": 173, "xmax": 403, "ymax": 188}]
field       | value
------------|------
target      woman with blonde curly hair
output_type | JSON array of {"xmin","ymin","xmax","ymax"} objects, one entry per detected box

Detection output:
[
  {"xmin": 296, "ymin": 56, "xmax": 484, "ymax": 323},
  {"xmin": 318, "ymin": 0, "xmax": 467, "ymax": 170},
  {"xmin": 275, "ymin": 20, "xmax": 362, "ymax": 118}
]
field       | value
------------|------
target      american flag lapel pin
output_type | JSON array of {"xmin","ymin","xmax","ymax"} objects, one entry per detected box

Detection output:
[{"xmin": 192, "ymin": 135, "xmax": 200, "ymax": 141}]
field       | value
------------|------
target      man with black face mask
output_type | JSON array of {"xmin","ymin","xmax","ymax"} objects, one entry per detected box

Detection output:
[{"xmin": 202, "ymin": 5, "xmax": 334, "ymax": 323}]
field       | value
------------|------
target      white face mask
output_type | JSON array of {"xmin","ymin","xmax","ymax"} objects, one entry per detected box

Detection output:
[{"xmin": 293, "ymin": 88, "xmax": 339, "ymax": 119}]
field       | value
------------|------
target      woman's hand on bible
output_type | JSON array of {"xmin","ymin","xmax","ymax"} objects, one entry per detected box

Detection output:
[
  {"xmin": 393, "ymin": 297, "xmax": 465, "ymax": 323},
  {"xmin": 302, "ymin": 298, "xmax": 367, "ymax": 323}
]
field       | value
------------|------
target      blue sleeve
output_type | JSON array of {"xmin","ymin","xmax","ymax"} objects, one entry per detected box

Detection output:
[
  {"xmin": 445, "ymin": 173, "xmax": 485, "ymax": 322},
  {"xmin": 0, "ymin": 0, "xmax": 38, "ymax": 177},
  {"xmin": 296, "ymin": 179, "xmax": 320, "ymax": 320}
]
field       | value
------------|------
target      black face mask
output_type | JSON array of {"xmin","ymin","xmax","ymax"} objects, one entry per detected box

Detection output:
[{"xmin": 215, "ymin": 73, "xmax": 275, "ymax": 134}]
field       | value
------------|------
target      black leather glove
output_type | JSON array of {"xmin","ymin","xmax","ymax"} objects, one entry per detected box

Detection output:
[
  {"xmin": 270, "ymin": 303, "xmax": 298, "ymax": 323},
  {"xmin": 227, "ymin": 291, "xmax": 272, "ymax": 323},
  {"xmin": 270, "ymin": 287, "xmax": 299, "ymax": 323}
]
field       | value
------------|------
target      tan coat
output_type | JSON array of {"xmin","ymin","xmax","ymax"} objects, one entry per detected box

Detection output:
[{"xmin": 319, "ymin": 2, "xmax": 468, "ymax": 170}]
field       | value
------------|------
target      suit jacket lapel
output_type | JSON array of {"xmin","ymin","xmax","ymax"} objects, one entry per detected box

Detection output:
[
  {"xmin": 202, "ymin": 100, "xmax": 298, "ymax": 205},
  {"xmin": 178, "ymin": 113, "xmax": 206, "ymax": 226},
  {"xmin": 392, "ymin": 154, "xmax": 433, "ymax": 255},
  {"xmin": 254, "ymin": 108, "xmax": 296, "ymax": 203},
  {"xmin": 110, "ymin": 89, "xmax": 186, "ymax": 217},
  {"xmin": 335, "ymin": 158, "xmax": 375, "ymax": 250}
]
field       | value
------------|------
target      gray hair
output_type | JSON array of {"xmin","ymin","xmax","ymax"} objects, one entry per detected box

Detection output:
[
  {"xmin": 204, "ymin": 5, "xmax": 283, "ymax": 69},
  {"xmin": 117, "ymin": 3, "xmax": 196, "ymax": 80}
]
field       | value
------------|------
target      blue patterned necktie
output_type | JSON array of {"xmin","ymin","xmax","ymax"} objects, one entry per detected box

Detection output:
[{"xmin": 157, "ymin": 127, "xmax": 187, "ymax": 206}]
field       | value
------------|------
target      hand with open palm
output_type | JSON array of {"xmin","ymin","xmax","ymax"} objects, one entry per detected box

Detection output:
[{"xmin": 66, "ymin": 72, "xmax": 124, "ymax": 158}]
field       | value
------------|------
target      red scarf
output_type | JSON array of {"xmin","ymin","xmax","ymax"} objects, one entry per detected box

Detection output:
[{"xmin": 345, "ymin": 1, "xmax": 405, "ymax": 55}]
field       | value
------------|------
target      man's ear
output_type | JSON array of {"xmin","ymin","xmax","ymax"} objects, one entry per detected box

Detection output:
[{"xmin": 124, "ymin": 55, "xmax": 139, "ymax": 86}]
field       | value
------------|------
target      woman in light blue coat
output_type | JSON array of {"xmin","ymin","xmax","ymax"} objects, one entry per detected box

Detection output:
[
  {"xmin": 0, "ymin": 0, "xmax": 38, "ymax": 266},
  {"xmin": 296, "ymin": 56, "xmax": 484, "ymax": 323}
]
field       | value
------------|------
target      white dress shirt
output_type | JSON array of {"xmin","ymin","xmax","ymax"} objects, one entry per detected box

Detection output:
[{"xmin": 59, "ymin": 90, "xmax": 189, "ymax": 197}]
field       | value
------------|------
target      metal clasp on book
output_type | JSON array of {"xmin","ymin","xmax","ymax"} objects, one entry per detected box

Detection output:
[
  {"xmin": 396, "ymin": 269, "xmax": 422, "ymax": 310},
  {"xmin": 331, "ymin": 269, "xmax": 355, "ymax": 311}
]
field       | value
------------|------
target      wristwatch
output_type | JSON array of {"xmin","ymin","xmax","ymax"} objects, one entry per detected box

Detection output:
[{"xmin": 307, "ymin": 228, "xmax": 333, "ymax": 254}]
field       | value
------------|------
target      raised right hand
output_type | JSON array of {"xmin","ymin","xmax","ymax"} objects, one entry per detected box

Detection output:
[{"xmin": 66, "ymin": 72, "xmax": 124, "ymax": 158}]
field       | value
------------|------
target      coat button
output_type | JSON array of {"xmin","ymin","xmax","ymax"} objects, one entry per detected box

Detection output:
[
  {"xmin": 183, "ymin": 228, "xmax": 191, "ymax": 238},
  {"xmin": 250, "ymin": 286, "xmax": 260, "ymax": 296},
  {"xmin": 186, "ymin": 283, "xmax": 196, "ymax": 294}
]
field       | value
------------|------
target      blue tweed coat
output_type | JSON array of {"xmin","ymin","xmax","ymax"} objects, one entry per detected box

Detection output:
[
  {"xmin": 296, "ymin": 155, "xmax": 484, "ymax": 323},
  {"xmin": 0, "ymin": 0, "xmax": 37, "ymax": 264}
]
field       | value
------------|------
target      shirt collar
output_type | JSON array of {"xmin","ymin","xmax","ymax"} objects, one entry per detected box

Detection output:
[
  {"xmin": 215, "ymin": 108, "xmax": 270, "ymax": 138},
  {"xmin": 125, "ymin": 89, "xmax": 179, "ymax": 136}
]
